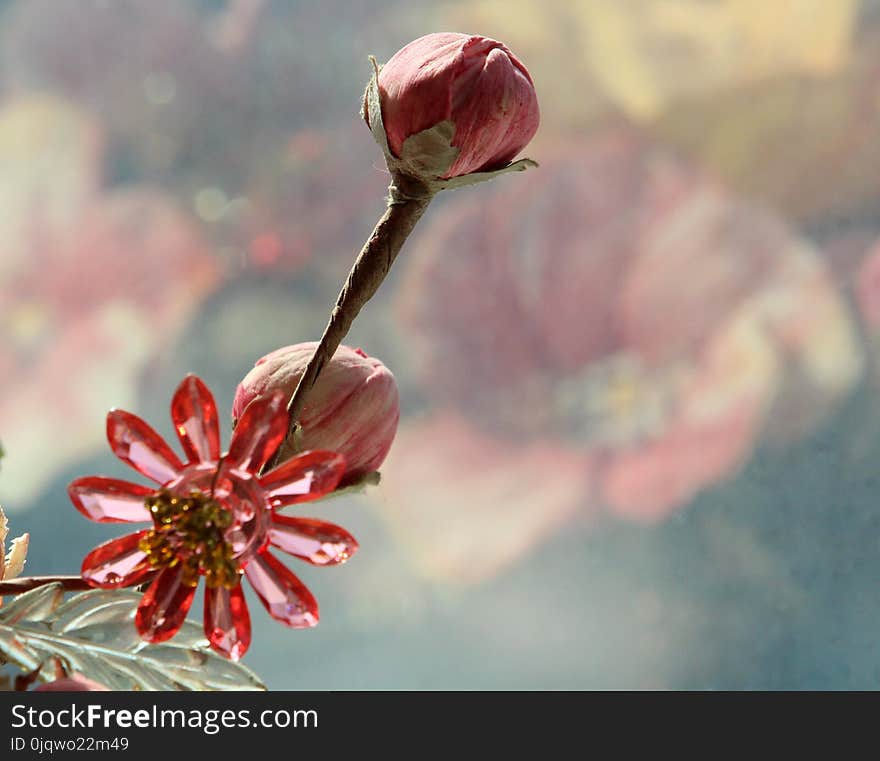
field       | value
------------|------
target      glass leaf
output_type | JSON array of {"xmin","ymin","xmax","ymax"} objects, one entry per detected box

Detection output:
[
  {"xmin": 0, "ymin": 583, "xmax": 265, "ymax": 691},
  {"xmin": 0, "ymin": 582, "xmax": 65, "ymax": 624}
]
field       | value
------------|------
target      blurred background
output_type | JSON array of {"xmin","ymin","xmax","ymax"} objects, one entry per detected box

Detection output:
[{"xmin": 3, "ymin": 0, "xmax": 880, "ymax": 689}]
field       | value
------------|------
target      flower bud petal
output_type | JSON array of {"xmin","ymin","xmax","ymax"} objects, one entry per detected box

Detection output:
[{"xmin": 233, "ymin": 343, "xmax": 399, "ymax": 480}]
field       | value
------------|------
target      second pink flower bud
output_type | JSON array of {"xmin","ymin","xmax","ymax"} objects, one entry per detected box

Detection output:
[{"xmin": 233, "ymin": 343, "xmax": 400, "ymax": 482}]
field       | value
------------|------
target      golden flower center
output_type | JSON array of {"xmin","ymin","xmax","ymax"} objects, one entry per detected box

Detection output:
[{"xmin": 139, "ymin": 489, "xmax": 240, "ymax": 589}]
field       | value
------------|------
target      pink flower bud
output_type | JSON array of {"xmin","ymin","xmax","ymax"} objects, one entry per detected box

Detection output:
[
  {"xmin": 233, "ymin": 343, "xmax": 399, "ymax": 481},
  {"xmin": 374, "ymin": 32, "xmax": 539, "ymax": 178}
]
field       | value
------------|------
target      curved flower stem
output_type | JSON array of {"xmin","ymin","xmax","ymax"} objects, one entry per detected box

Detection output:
[
  {"xmin": 0, "ymin": 575, "xmax": 91, "ymax": 595},
  {"xmin": 270, "ymin": 172, "xmax": 433, "ymax": 467}
]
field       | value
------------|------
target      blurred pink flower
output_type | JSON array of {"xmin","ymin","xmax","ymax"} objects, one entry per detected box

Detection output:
[
  {"xmin": 374, "ymin": 32, "xmax": 540, "ymax": 178},
  {"xmin": 2, "ymin": 0, "xmax": 230, "ymax": 176},
  {"xmin": 0, "ymin": 97, "xmax": 218, "ymax": 505},
  {"xmin": 857, "ymin": 237, "xmax": 880, "ymax": 334},
  {"xmin": 0, "ymin": 0, "xmax": 413, "ymax": 277},
  {"xmin": 381, "ymin": 413, "xmax": 591, "ymax": 583},
  {"xmin": 241, "ymin": 125, "xmax": 389, "ymax": 273},
  {"xmin": 381, "ymin": 129, "xmax": 861, "ymax": 582},
  {"xmin": 234, "ymin": 343, "xmax": 400, "ymax": 483},
  {"xmin": 1, "ymin": 0, "xmax": 401, "ymax": 186}
]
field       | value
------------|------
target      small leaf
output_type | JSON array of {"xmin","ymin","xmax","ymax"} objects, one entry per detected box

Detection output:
[
  {"xmin": 437, "ymin": 157, "xmax": 539, "ymax": 192},
  {"xmin": 0, "ymin": 583, "xmax": 64, "ymax": 624},
  {"xmin": 0, "ymin": 584, "xmax": 265, "ymax": 691},
  {"xmin": 292, "ymin": 470, "xmax": 381, "ymax": 504},
  {"xmin": 0, "ymin": 506, "xmax": 7, "ymax": 555},
  {"xmin": 5, "ymin": 534, "xmax": 29, "ymax": 579},
  {"xmin": 400, "ymin": 120, "xmax": 460, "ymax": 179},
  {"xmin": 364, "ymin": 56, "xmax": 391, "ymax": 156}
]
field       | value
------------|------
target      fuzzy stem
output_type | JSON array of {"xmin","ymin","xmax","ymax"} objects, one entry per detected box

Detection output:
[
  {"xmin": 271, "ymin": 172, "xmax": 433, "ymax": 466},
  {"xmin": 0, "ymin": 575, "xmax": 91, "ymax": 595}
]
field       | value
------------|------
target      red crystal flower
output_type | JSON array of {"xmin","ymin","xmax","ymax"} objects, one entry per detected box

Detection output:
[{"xmin": 67, "ymin": 375, "xmax": 356, "ymax": 660}]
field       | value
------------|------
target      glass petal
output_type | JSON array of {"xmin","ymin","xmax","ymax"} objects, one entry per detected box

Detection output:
[
  {"xmin": 106, "ymin": 409, "xmax": 184, "ymax": 484},
  {"xmin": 81, "ymin": 531, "xmax": 154, "ymax": 588},
  {"xmin": 261, "ymin": 450, "xmax": 346, "ymax": 507},
  {"xmin": 244, "ymin": 550, "xmax": 318, "ymax": 628},
  {"xmin": 204, "ymin": 583, "xmax": 251, "ymax": 661},
  {"xmin": 226, "ymin": 391, "xmax": 287, "ymax": 474},
  {"xmin": 135, "ymin": 566, "xmax": 197, "ymax": 643},
  {"xmin": 269, "ymin": 515, "xmax": 358, "ymax": 566},
  {"xmin": 170, "ymin": 374, "xmax": 221, "ymax": 464},
  {"xmin": 68, "ymin": 477, "xmax": 153, "ymax": 523}
]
